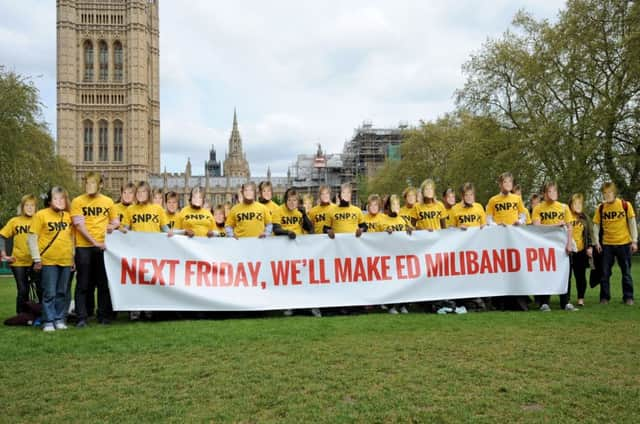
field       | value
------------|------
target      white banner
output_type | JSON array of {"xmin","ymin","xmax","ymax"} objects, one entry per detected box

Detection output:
[{"xmin": 104, "ymin": 226, "xmax": 570, "ymax": 311}]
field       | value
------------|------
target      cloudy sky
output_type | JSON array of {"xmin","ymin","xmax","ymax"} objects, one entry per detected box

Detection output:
[{"xmin": 0, "ymin": 0, "xmax": 565, "ymax": 176}]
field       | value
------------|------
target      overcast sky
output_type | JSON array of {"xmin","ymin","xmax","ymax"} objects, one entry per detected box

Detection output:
[{"xmin": 0, "ymin": 0, "xmax": 565, "ymax": 176}]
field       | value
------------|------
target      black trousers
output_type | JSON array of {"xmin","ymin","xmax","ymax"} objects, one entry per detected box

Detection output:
[
  {"xmin": 571, "ymin": 250, "xmax": 589, "ymax": 299},
  {"xmin": 10, "ymin": 265, "xmax": 41, "ymax": 314},
  {"xmin": 74, "ymin": 247, "xmax": 112, "ymax": 321}
]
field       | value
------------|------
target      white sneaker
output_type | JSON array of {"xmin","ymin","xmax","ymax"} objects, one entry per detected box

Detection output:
[
  {"xmin": 310, "ymin": 308, "xmax": 322, "ymax": 318},
  {"xmin": 380, "ymin": 305, "xmax": 389, "ymax": 310},
  {"xmin": 540, "ymin": 304, "xmax": 551, "ymax": 312},
  {"xmin": 388, "ymin": 307, "xmax": 399, "ymax": 315},
  {"xmin": 42, "ymin": 323, "xmax": 55, "ymax": 332},
  {"xmin": 564, "ymin": 303, "xmax": 577, "ymax": 311},
  {"xmin": 283, "ymin": 309, "xmax": 293, "ymax": 317},
  {"xmin": 400, "ymin": 306, "xmax": 409, "ymax": 314},
  {"xmin": 54, "ymin": 320, "xmax": 68, "ymax": 330}
]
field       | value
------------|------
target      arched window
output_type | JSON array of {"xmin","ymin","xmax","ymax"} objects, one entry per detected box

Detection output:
[
  {"xmin": 113, "ymin": 41, "xmax": 123, "ymax": 81},
  {"xmin": 98, "ymin": 120, "xmax": 108, "ymax": 161},
  {"xmin": 83, "ymin": 120, "xmax": 94, "ymax": 161},
  {"xmin": 83, "ymin": 40, "xmax": 94, "ymax": 81},
  {"xmin": 113, "ymin": 120, "xmax": 123, "ymax": 162},
  {"xmin": 99, "ymin": 40, "xmax": 108, "ymax": 81}
]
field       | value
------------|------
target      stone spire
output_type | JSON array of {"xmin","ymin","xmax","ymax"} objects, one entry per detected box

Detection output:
[{"xmin": 223, "ymin": 109, "xmax": 250, "ymax": 178}]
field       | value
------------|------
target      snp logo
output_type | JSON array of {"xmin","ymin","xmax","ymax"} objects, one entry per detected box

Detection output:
[
  {"xmin": 47, "ymin": 222, "xmax": 70, "ymax": 231},
  {"xmin": 282, "ymin": 216, "xmax": 301, "ymax": 225},
  {"xmin": 82, "ymin": 206, "xmax": 110, "ymax": 217},
  {"xmin": 184, "ymin": 214, "xmax": 209, "ymax": 221},
  {"xmin": 237, "ymin": 212, "xmax": 263, "ymax": 222},
  {"xmin": 540, "ymin": 211, "xmax": 564, "ymax": 222},
  {"xmin": 603, "ymin": 211, "xmax": 626, "ymax": 220},
  {"xmin": 132, "ymin": 214, "xmax": 159, "ymax": 224},
  {"xmin": 458, "ymin": 215, "xmax": 478, "ymax": 224},
  {"xmin": 334, "ymin": 212, "xmax": 357, "ymax": 221},
  {"xmin": 418, "ymin": 211, "xmax": 441, "ymax": 220},
  {"xmin": 15, "ymin": 225, "xmax": 30, "ymax": 234},
  {"xmin": 314, "ymin": 213, "xmax": 326, "ymax": 223},
  {"xmin": 495, "ymin": 202, "xmax": 518, "ymax": 212}
]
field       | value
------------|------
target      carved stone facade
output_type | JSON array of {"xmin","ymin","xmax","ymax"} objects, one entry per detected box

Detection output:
[
  {"xmin": 57, "ymin": 0, "xmax": 160, "ymax": 194},
  {"xmin": 223, "ymin": 110, "xmax": 250, "ymax": 178}
]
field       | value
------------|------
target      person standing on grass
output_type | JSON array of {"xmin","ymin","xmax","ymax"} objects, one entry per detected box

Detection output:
[
  {"xmin": 566, "ymin": 193, "xmax": 593, "ymax": 307},
  {"xmin": 382, "ymin": 194, "xmax": 413, "ymax": 314},
  {"xmin": 414, "ymin": 179, "xmax": 447, "ymax": 231},
  {"xmin": 258, "ymin": 181, "xmax": 279, "ymax": 219},
  {"xmin": 120, "ymin": 181, "xmax": 173, "ymax": 321},
  {"xmin": 532, "ymin": 182, "xmax": 574, "ymax": 312},
  {"xmin": 399, "ymin": 187, "xmax": 418, "ymax": 228},
  {"xmin": 442, "ymin": 188, "xmax": 456, "ymax": 228},
  {"xmin": 70, "ymin": 172, "xmax": 119, "ymax": 327},
  {"xmin": 225, "ymin": 182, "xmax": 272, "ymax": 238},
  {"xmin": 0, "ymin": 194, "xmax": 41, "ymax": 314},
  {"xmin": 179, "ymin": 187, "xmax": 216, "ymax": 238},
  {"xmin": 28, "ymin": 187, "xmax": 74, "ymax": 332},
  {"xmin": 363, "ymin": 194, "xmax": 386, "ymax": 233},
  {"xmin": 486, "ymin": 172, "xmax": 529, "ymax": 311},
  {"xmin": 308, "ymin": 185, "xmax": 335, "ymax": 234},
  {"xmin": 592, "ymin": 182, "xmax": 637, "ymax": 305},
  {"xmin": 325, "ymin": 183, "xmax": 366, "ymax": 239}
]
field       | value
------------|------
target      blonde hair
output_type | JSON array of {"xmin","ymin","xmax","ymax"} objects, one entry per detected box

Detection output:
[
  {"xmin": 135, "ymin": 181, "xmax": 152, "ymax": 205},
  {"xmin": 419, "ymin": 179, "xmax": 436, "ymax": 198},
  {"xmin": 19, "ymin": 194, "xmax": 37, "ymax": 216}
]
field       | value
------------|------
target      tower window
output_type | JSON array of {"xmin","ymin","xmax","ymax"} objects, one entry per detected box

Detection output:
[
  {"xmin": 114, "ymin": 41, "xmax": 123, "ymax": 81},
  {"xmin": 83, "ymin": 40, "xmax": 94, "ymax": 81},
  {"xmin": 113, "ymin": 120, "xmax": 123, "ymax": 162},
  {"xmin": 98, "ymin": 120, "xmax": 108, "ymax": 161},
  {"xmin": 83, "ymin": 120, "xmax": 94, "ymax": 162},
  {"xmin": 99, "ymin": 40, "xmax": 108, "ymax": 81}
]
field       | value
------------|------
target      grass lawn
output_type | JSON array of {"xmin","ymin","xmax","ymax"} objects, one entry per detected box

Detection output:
[{"xmin": 0, "ymin": 259, "xmax": 639, "ymax": 423}]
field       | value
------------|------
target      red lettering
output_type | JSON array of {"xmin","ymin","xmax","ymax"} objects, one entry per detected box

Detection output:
[
  {"xmin": 335, "ymin": 258, "xmax": 352, "ymax": 283},
  {"xmin": 121, "ymin": 257, "xmax": 137, "ymax": 284},
  {"xmin": 424, "ymin": 253, "xmax": 443, "ymax": 278},
  {"xmin": 271, "ymin": 260, "xmax": 290, "ymax": 286}
]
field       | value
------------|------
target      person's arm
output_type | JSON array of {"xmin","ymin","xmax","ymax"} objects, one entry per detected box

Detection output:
[
  {"xmin": 225, "ymin": 225, "xmax": 235, "ymax": 238},
  {"xmin": 262, "ymin": 223, "xmax": 273, "ymax": 237},
  {"xmin": 27, "ymin": 233, "xmax": 41, "ymax": 270},
  {"xmin": 0, "ymin": 235, "xmax": 11, "ymax": 262},
  {"xmin": 629, "ymin": 217, "xmax": 638, "ymax": 252},
  {"xmin": 72, "ymin": 216, "xmax": 104, "ymax": 249},
  {"xmin": 300, "ymin": 208, "xmax": 313, "ymax": 233},
  {"xmin": 272, "ymin": 223, "xmax": 289, "ymax": 236}
]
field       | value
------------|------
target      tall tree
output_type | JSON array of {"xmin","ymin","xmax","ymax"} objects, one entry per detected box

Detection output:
[
  {"xmin": 457, "ymin": 0, "xmax": 640, "ymax": 204},
  {"xmin": 0, "ymin": 67, "xmax": 78, "ymax": 225}
]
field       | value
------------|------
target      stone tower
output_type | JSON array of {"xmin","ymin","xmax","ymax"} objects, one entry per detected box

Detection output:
[
  {"xmin": 56, "ymin": 0, "xmax": 160, "ymax": 193},
  {"xmin": 223, "ymin": 109, "xmax": 250, "ymax": 178}
]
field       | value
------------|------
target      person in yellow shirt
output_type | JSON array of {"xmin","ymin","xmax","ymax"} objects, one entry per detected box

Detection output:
[
  {"xmin": 114, "ymin": 182, "xmax": 135, "ymax": 223},
  {"xmin": 152, "ymin": 188, "xmax": 164, "ymax": 207},
  {"xmin": 326, "ymin": 183, "xmax": 366, "ymax": 238},
  {"xmin": 592, "ymin": 182, "xmax": 637, "ymax": 305},
  {"xmin": 414, "ymin": 179, "xmax": 446, "ymax": 231},
  {"xmin": 566, "ymin": 193, "xmax": 593, "ymax": 307},
  {"xmin": 28, "ymin": 187, "xmax": 74, "ymax": 332},
  {"xmin": 258, "ymin": 181, "xmax": 279, "ymax": 217},
  {"xmin": 382, "ymin": 194, "xmax": 412, "ymax": 315},
  {"xmin": 308, "ymin": 185, "xmax": 335, "ymax": 234},
  {"xmin": 210, "ymin": 205, "xmax": 226, "ymax": 237},
  {"xmin": 363, "ymin": 194, "xmax": 386, "ymax": 233},
  {"xmin": 179, "ymin": 187, "xmax": 216, "ymax": 238},
  {"xmin": 451, "ymin": 183, "xmax": 487, "ymax": 229},
  {"xmin": 486, "ymin": 172, "xmax": 527, "ymax": 226},
  {"xmin": 225, "ymin": 182, "xmax": 273, "ymax": 238},
  {"xmin": 0, "ymin": 194, "xmax": 40, "ymax": 314},
  {"xmin": 399, "ymin": 187, "xmax": 418, "ymax": 228},
  {"xmin": 532, "ymin": 181, "xmax": 574, "ymax": 312},
  {"xmin": 272, "ymin": 188, "xmax": 313, "ymax": 238},
  {"xmin": 164, "ymin": 191, "xmax": 182, "ymax": 230},
  {"xmin": 120, "ymin": 181, "xmax": 171, "ymax": 234},
  {"xmin": 442, "ymin": 188, "xmax": 456, "ymax": 228},
  {"xmin": 70, "ymin": 172, "xmax": 119, "ymax": 327}
]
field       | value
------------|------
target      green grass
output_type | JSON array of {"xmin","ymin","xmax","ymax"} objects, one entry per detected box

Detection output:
[{"xmin": 0, "ymin": 260, "xmax": 639, "ymax": 423}]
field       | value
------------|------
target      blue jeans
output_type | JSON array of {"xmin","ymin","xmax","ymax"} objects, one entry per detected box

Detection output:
[
  {"xmin": 41, "ymin": 265, "xmax": 71, "ymax": 323},
  {"xmin": 600, "ymin": 244, "xmax": 634, "ymax": 301}
]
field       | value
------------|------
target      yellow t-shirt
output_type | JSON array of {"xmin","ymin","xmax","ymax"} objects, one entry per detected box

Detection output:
[
  {"xmin": 399, "ymin": 205, "xmax": 418, "ymax": 227},
  {"xmin": 328, "ymin": 205, "xmax": 364, "ymax": 234},
  {"xmin": 383, "ymin": 215, "xmax": 410, "ymax": 232},
  {"xmin": 451, "ymin": 202, "xmax": 486, "ymax": 228},
  {"xmin": 566, "ymin": 210, "xmax": 585, "ymax": 252},
  {"xmin": 593, "ymin": 199, "xmax": 636, "ymax": 245},
  {"xmin": 113, "ymin": 202, "xmax": 130, "ymax": 224},
  {"xmin": 363, "ymin": 213, "xmax": 386, "ymax": 233},
  {"xmin": 272, "ymin": 205, "xmax": 305, "ymax": 235},
  {"xmin": 70, "ymin": 193, "xmax": 117, "ymax": 247},
  {"xmin": 308, "ymin": 203, "xmax": 335, "ymax": 234},
  {"xmin": 532, "ymin": 201, "xmax": 569, "ymax": 226},
  {"xmin": 213, "ymin": 223, "xmax": 226, "ymax": 237},
  {"xmin": 414, "ymin": 201, "xmax": 447, "ymax": 230},
  {"xmin": 524, "ymin": 208, "xmax": 532, "ymax": 225},
  {"xmin": 226, "ymin": 202, "xmax": 272, "ymax": 238},
  {"xmin": 261, "ymin": 200, "xmax": 279, "ymax": 217},
  {"xmin": 0, "ymin": 215, "xmax": 35, "ymax": 266},
  {"xmin": 443, "ymin": 207, "xmax": 455, "ymax": 228},
  {"xmin": 30, "ymin": 208, "xmax": 74, "ymax": 266},
  {"xmin": 179, "ymin": 206, "xmax": 215, "ymax": 237},
  {"xmin": 165, "ymin": 211, "xmax": 182, "ymax": 230},
  {"xmin": 486, "ymin": 193, "xmax": 527, "ymax": 225},
  {"xmin": 123, "ymin": 203, "xmax": 168, "ymax": 233}
]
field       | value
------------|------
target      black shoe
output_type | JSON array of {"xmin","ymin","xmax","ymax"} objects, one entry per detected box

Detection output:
[
  {"xmin": 76, "ymin": 320, "xmax": 87, "ymax": 328},
  {"xmin": 98, "ymin": 318, "xmax": 111, "ymax": 325}
]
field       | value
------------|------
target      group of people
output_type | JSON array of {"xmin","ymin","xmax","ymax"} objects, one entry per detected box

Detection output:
[{"xmin": 0, "ymin": 171, "xmax": 637, "ymax": 331}]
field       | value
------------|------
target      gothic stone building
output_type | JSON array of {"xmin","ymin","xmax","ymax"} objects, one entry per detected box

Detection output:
[{"xmin": 57, "ymin": 0, "xmax": 160, "ymax": 193}]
